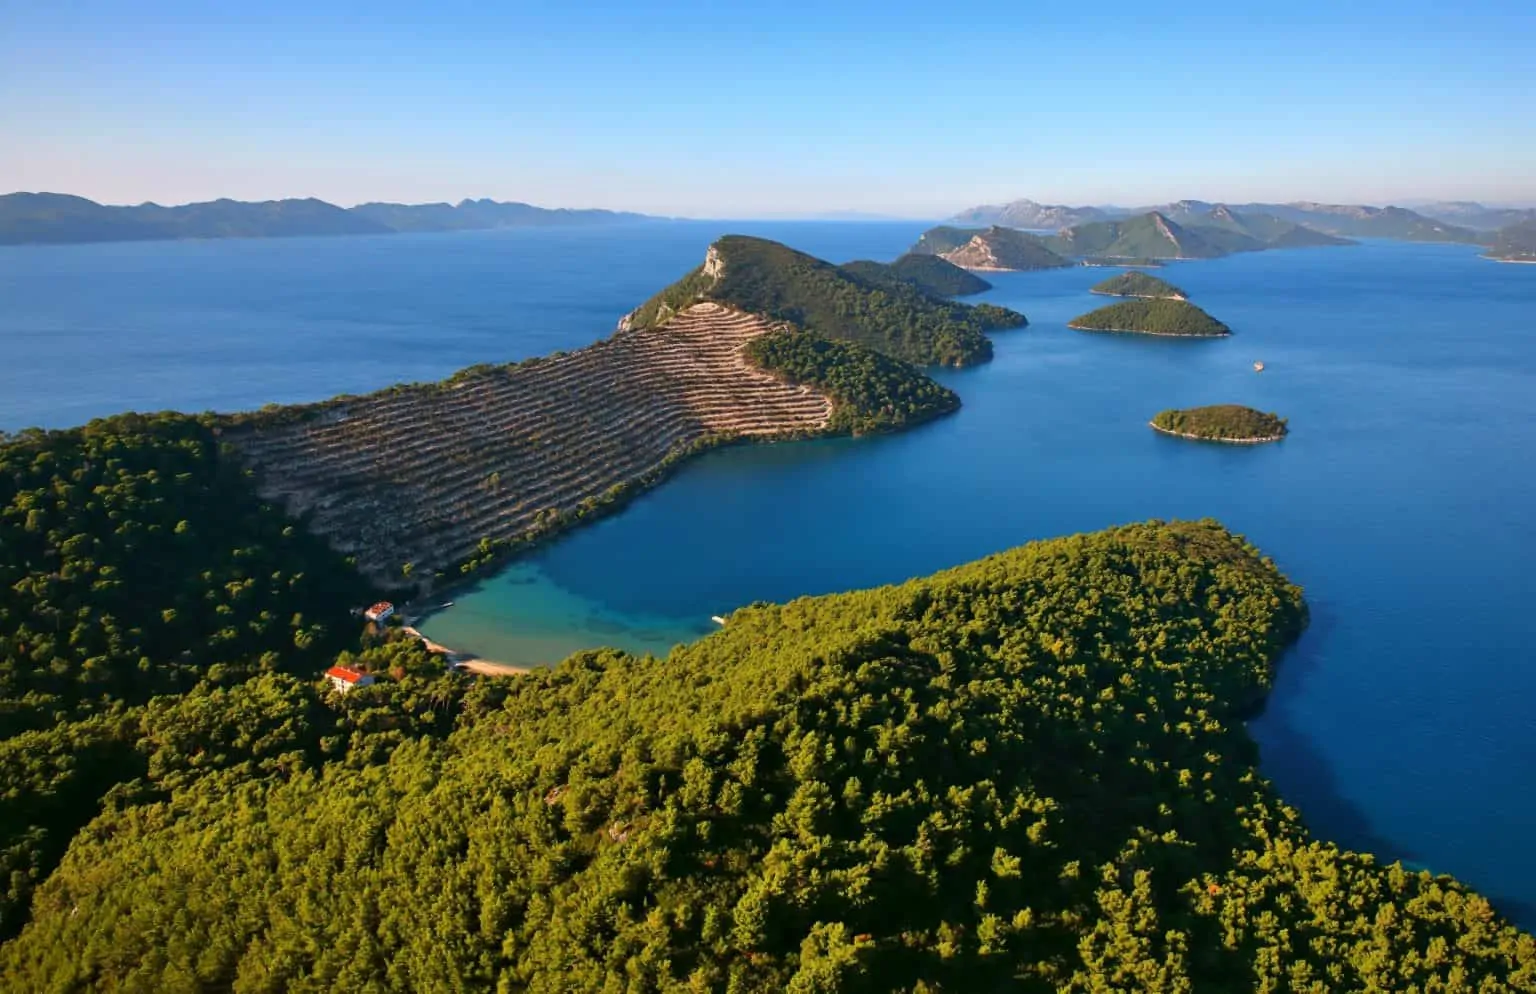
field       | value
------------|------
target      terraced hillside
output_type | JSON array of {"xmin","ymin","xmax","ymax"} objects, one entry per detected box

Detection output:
[{"xmin": 232, "ymin": 303, "xmax": 839, "ymax": 583}]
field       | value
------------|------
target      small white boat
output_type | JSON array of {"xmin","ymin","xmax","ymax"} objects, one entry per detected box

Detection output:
[
  {"xmin": 710, "ymin": 615, "xmax": 728, "ymax": 626},
  {"xmin": 1253, "ymin": 361, "xmax": 1266, "ymax": 372}
]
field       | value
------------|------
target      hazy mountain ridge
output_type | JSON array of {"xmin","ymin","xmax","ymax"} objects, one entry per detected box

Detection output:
[
  {"xmin": 0, "ymin": 192, "xmax": 655, "ymax": 245},
  {"xmin": 950, "ymin": 198, "xmax": 1109, "ymax": 229},
  {"xmin": 950, "ymin": 196, "xmax": 1487, "ymax": 244}
]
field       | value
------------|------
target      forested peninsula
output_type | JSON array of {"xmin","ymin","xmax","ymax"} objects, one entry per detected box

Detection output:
[
  {"xmin": 1151, "ymin": 404, "xmax": 1289, "ymax": 442},
  {"xmin": 1069, "ymin": 298, "xmax": 1232, "ymax": 337},
  {"xmin": 4, "ymin": 484, "xmax": 1535, "ymax": 990}
]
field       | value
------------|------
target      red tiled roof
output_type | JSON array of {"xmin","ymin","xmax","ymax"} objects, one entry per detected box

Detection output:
[
  {"xmin": 366, "ymin": 601, "xmax": 393, "ymax": 616},
  {"xmin": 325, "ymin": 665, "xmax": 368, "ymax": 684}
]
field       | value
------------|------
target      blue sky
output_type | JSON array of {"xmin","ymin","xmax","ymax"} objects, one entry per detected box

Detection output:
[{"xmin": 2, "ymin": 0, "xmax": 1532, "ymax": 216}]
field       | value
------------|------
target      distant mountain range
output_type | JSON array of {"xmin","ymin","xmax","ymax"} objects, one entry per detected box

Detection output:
[
  {"xmin": 949, "ymin": 199, "xmax": 1109, "ymax": 230},
  {"xmin": 950, "ymin": 198, "xmax": 1493, "ymax": 244},
  {"xmin": 0, "ymin": 193, "xmax": 655, "ymax": 246},
  {"xmin": 913, "ymin": 206, "xmax": 1352, "ymax": 268},
  {"xmin": 1483, "ymin": 219, "xmax": 1536, "ymax": 262},
  {"xmin": 1412, "ymin": 201, "xmax": 1536, "ymax": 231}
]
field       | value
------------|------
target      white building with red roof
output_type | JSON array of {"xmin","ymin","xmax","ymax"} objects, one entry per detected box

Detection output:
[
  {"xmin": 363, "ymin": 601, "xmax": 395, "ymax": 623},
  {"xmin": 325, "ymin": 665, "xmax": 376, "ymax": 694}
]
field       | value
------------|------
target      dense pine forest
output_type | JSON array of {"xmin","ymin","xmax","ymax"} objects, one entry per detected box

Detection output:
[
  {"xmin": 1069, "ymin": 299, "xmax": 1233, "ymax": 337},
  {"xmin": 1151, "ymin": 405, "xmax": 1289, "ymax": 442},
  {"xmin": 839, "ymin": 254, "xmax": 993, "ymax": 297},
  {"xmin": 625, "ymin": 236, "xmax": 1025, "ymax": 367}
]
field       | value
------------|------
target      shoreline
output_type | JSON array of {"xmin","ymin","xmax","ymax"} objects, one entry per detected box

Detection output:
[
  {"xmin": 1483, "ymin": 256, "xmax": 1536, "ymax": 264},
  {"xmin": 1088, "ymin": 290, "xmax": 1187, "ymax": 301},
  {"xmin": 400, "ymin": 624, "xmax": 533, "ymax": 676},
  {"xmin": 1068, "ymin": 322, "xmax": 1230, "ymax": 338},
  {"xmin": 1148, "ymin": 421, "xmax": 1284, "ymax": 444}
]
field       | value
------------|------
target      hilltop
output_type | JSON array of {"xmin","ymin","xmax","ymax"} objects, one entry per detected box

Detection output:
[
  {"xmin": 1233, "ymin": 202, "xmax": 1482, "ymax": 242},
  {"xmin": 1157, "ymin": 202, "xmax": 1355, "ymax": 249},
  {"xmin": 908, "ymin": 224, "xmax": 983, "ymax": 255},
  {"xmin": 934, "ymin": 225, "xmax": 1075, "ymax": 271},
  {"xmin": 1069, "ymin": 298, "xmax": 1232, "ymax": 336},
  {"xmin": 840, "ymin": 252, "xmax": 993, "ymax": 296},
  {"xmin": 1415, "ymin": 201, "xmax": 1536, "ymax": 231},
  {"xmin": 0, "ymin": 192, "xmax": 653, "ymax": 245},
  {"xmin": 1484, "ymin": 219, "xmax": 1536, "ymax": 262},
  {"xmin": 1046, "ymin": 211, "xmax": 1242, "ymax": 259},
  {"xmin": 624, "ymin": 235, "xmax": 1024, "ymax": 367},
  {"xmin": 1151, "ymin": 404, "xmax": 1289, "ymax": 442},
  {"xmin": 1090, "ymin": 271, "xmax": 1187, "ymax": 299},
  {"xmin": 949, "ymin": 197, "xmax": 1109, "ymax": 229}
]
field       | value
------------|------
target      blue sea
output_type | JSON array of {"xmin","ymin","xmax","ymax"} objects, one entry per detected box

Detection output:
[{"xmin": 3, "ymin": 223, "xmax": 1534, "ymax": 926}]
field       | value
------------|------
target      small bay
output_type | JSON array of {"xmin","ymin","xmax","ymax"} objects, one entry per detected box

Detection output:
[{"xmin": 2, "ymin": 223, "xmax": 1533, "ymax": 925}]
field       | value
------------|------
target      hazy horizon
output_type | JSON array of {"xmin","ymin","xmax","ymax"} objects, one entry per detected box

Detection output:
[{"xmin": 3, "ymin": 1, "xmax": 1533, "ymax": 216}]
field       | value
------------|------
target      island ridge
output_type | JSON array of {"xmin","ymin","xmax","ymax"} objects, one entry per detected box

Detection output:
[{"xmin": 1069, "ymin": 298, "xmax": 1232, "ymax": 337}]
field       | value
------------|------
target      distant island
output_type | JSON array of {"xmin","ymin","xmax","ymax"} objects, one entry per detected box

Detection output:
[
  {"xmin": 948, "ymin": 196, "xmax": 1485, "ymax": 245},
  {"xmin": 0, "ymin": 192, "xmax": 655, "ymax": 246},
  {"xmin": 1150, "ymin": 405, "xmax": 1288, "ymax": 443},
  {"xmin": 1483, "ymin": 219, "xmax": 1536, "ymax": 263},
  {"xmin": 1090, "ymin": 271, "xmax": 1187, "ymax": 300},
  {"xmin": 1069, "ymin": 299, "xmax": 1231, "ymax": 337},
  {"xmin": 1042, "ymin": 209, "xmax": 1352, "ymax": 261},
  {"xmin": 841, "ymin": 252, "xmax": 992, "ymax": 296},
  {"xmin": 906, "ymin": 225, "xmax": 1073, "ymax": 272}
]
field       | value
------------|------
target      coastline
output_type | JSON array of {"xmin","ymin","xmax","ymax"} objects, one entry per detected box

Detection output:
[
  {"xmin": 1088, "ymin": 290, "xmax": 1187, "ymax": 301},
  {"xmin": 1148, "ymin": 421, "xmax": 1284, "ymax": 444},
  {"xmin": 400, "ymin": 624, "xmax": 533, "ymax": 676},
  {"xmin": 1068, "ymin": 322, "xmax": 1230, "ymax": 338},
  {"xmin": 1483, "ymin": 256, "xmax": 1536, "ymax": 264}
]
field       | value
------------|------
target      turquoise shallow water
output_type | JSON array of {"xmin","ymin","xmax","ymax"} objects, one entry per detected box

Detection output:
[{"xmin": 3, "ymin": 224, "xmax": 1534, "ymax": 925}]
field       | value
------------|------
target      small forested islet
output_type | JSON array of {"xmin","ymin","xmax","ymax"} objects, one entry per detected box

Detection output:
[
  {"xmin": 1069, "ymin": 298, "xmax": 1232, "ymax": 337},
  {"xmin": 1151, "ymin": 405, "xmax": 1289, "ymax": 442},
  {"xmin": 1090, "ymin": 270, "xmax": 1188, "ymax": 300}
]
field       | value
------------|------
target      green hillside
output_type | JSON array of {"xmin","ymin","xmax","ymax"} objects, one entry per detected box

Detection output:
[
  {"xmin": 744, "ymin": 331, "xmax": 960, "ymax": 434},
  {"xmin": 4, "ymin": 514, "xmax": 1534, "ymax": 991},
  {"xmin": 908, "ymin": 225, "xmax": 984, "ymax": 255},
  {"xmin": 625, "ymin": 235, "xmax": 1025, "ymax": 367},
  {"xmin": 940, "ymin": 226, "xmax": 1074, "ymax": 271},
  {"xmin": 1485, "ymin": 219, "xmax": 1536, "ymax": 261},
  {"xmin": 1047, "ymin": 212, "xmax": 1244, "ymax": 259},
  {"xmin": 840, "ymin": 253, "xmax": 993, "ymax": 296},
  {"xmin": 1089, "ymin": 271, "xmax": 1187, "ymax": 299},
  {"xmin": 1069, "ymin": 298, "xmax": 1232, "ymax": 336},
  {"xmin": 1159, "ymin": 204, "xmax": 1355, "ymax": 249},
  {"xmin": 1151, "ymin": 404, "xmax": 1289, "ymax": 441}
]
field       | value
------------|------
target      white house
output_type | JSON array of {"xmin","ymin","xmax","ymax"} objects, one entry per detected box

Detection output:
[{"xmin": 363, "ymin": 601, "xmax": 395, "ymax": 623}]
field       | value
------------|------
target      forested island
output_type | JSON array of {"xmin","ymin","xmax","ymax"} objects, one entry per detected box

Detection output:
[
  {"xmin": 929, "ymin": 225, "xmax": 1074, "ymax": 271},
  {"xmin": 840, "ymin": 253, "xmax": 992, "ymax": 296},
  {"xmin": 1090, "ymin": 271, "xmax": 1187, "ymax": 299},
  {"xmin": 1069, "ymin": 298, "xmax": 1232, "ymax": 336},
  {"xmin": 1151, "ymin": 404, "xmax": 1289, "ymax": 442}
]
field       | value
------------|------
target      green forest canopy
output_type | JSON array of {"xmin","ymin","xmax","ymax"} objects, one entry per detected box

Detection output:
[
  {"xmin": 744, "ymin": 330, "xmax": 960, "ymax": 435},
  {"xmin": 1152, "ymin": 405, "xmax": 1289, "ymax": 441},
  {"xmin": 1069, "ymin": 299, "xmax": 1232, "ymax": 337},
  {"xmin": 839, "ymin": 254, "xmax": 992, "ymax": 297},
  {"xmin": 1090, "ymin": 271, "xmax": 1187, "ymax": 300},
  {"xmin": 3, "ymin": 483, "xmax": 1534, "ymax": 989},
  {"xmin": 624, "ymin": 236, "xmax": 1025, "ymax": 367},
  {"xmin": 944, "ymin": 227, "xmax": 1074, "ymax": 271}
]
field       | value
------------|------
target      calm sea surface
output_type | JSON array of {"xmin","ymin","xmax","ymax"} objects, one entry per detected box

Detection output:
[{"xmin": 2, "ymin": 223, "xmax": 1534, "ymax": 925}]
